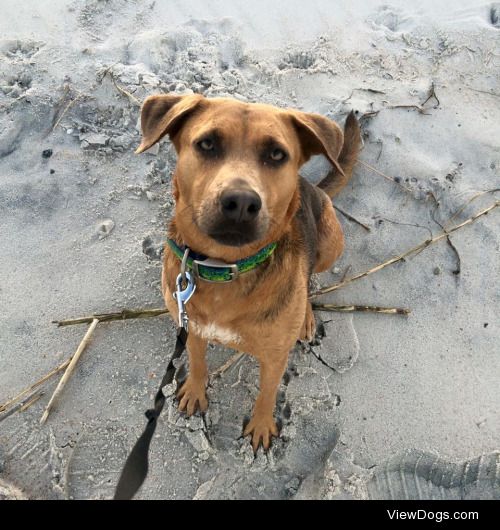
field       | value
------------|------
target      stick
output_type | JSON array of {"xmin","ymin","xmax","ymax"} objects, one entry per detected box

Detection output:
[
  {"xmin": 312, "ymin": 303, "xmax": 410, "ymax": 315},
  {"xmin": 40, "ymin": 318, "xmax": 99, "ymax": 425},
  {"xmin": 210, "ymin": 352, "xmax": 245, "ymax": 379},
  {"xmin": 51, "ymin": 94, "xmax": 82, "ymax": 133},
  {"xmin": 422, "ymin": 82, "xmax": 440, "ymax": 107},
  {"xmin": 0, "ymin": 358, "xmax": 71, "ymax": 413},
  {"xmin": 109, "ymin": 73, "xmax": 141, "ymax": 106},
  {"xmin": 445, "ymin": 188, "xmax": 500, "ymax": 227},
  {"xmin": 310, "ymin": 201, "xmax": 499, "ymax": 297},
  {"xmin": 466, "ymin": 87, "xmax": 500, "ymax": 99},
  {"xmin": 334, "ymin": 205, "xmax": 371, "ymax": 231},
  {"xmin": 0, "ymin": 390, "xmax": 46, "ymax": 423},
  {"xmin": 361, "ymin": 110, "xmax": 380, "ymax": 119},
  {"xmin": 340, "ymin": 264, "xmax": 352, "ymax": 282},
  {"xmin": 357, "ymin": 159, "xmax": 414, "ymax": 194},
  {"xmin": 19, "ymin": 391, "xmax": 45, "ymax": 412},
  {"xmin": 51, "ymin": 298, "xmax": 409, "ymax": 333},
  {"xmin": 388, "ymin": 104, "xmax": 430, "ymax": 115},
  {"xmin": 430, "ymin": 207, "xmax": 461, "ymax": 276},
  {"xmin": 53, "ymin": 308, "xmax": 169, "ymax": 327}
]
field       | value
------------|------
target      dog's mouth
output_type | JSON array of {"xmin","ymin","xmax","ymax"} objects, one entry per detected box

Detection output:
[
  {"xmin": 206, "ymin": 222, "xmax": 262, "ymax": 247},
  {"xmin": 196, "ymin": 196, "xmax": 269, "ymax": 247}
]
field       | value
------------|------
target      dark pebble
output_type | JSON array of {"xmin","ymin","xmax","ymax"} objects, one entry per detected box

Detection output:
[{"xmin": 42, "ymin": 149, "xmax": 53, "ymax": 158}]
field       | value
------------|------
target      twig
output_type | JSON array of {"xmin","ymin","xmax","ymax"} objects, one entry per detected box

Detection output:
[
  {"xmin": 387, "ymin": 104, "xmax": 430, "ymax": 115},
  {"xmin": 340, "ymin": 264, "xmax": 352, "ymax": 282},
  {"xmin": 0, "ymin": 357, "xmax": 71, "ymax": 413},
  {"xmin": 108, "ymin": 73, "xmax": 141, "ymax": 106},
  {"xmin": 430, "ymin": 203, "xmax": 461, "ymax": 275},
  {"xmin": 52, "ymin": 293, "xmax": 412, "ymax": 329},
  {"xmin": 368, "ymin": 139, "xmax": 383, "ymax": 162},
  {"xmin": 375, "ymin": 216, "xmax": 433, "ymax": 240},
  {"xmin": 310, "ymin": 201, "xmax": 499, "ymax": 297},
  {"xmin": 51, "ymin": 93, "xmax": 83, "ymax": 133},
  {"xmin": 344, "ymin": 88, "xmax": 385, "ymax": 103},
  {"xmin": 435, "ymin": 189, "xmax": 500, "ymax": 273},
  {"xmin": 53, "ymin": 308, "xmax": 169, "ymax": 327},
  {"xmin": 210, "ymin": 352, "xmax": 245, "ymax": 379},
  {"xmin": 445, "ymin": 235, "xmax": 461, "ymax": 275},
  {"xmin": 422, "ymin": 82, "xmax": 440, "ymax": 108},
  {"xmin": 355, "ymin": 88, "xmax": 386, "ymax": 95},
  {"xmin": 360, "ymin": 110, "xmax": 380, "ymax": 120},
  {"xmin": 357, "ymin": 159, "xmax": 414, "ymax": 194},
  {"xmin": 40, "ymin": 318, "xmax": 99, "ymax": 425},
  {"xmin": 312, "ymin": 303, "xmax": 410, "ymax": 315},
  {"xmin": 309, "ymin": 348, "xmax": 336, "ymax": 372},
  {"xmin": 334, "ymin": 205, "xmax": 371, "ymax": 231},
  {"xmin": 465, "ymin": 87, "xmax": 500, "ymax": 99},
  {"xmin": 0, "ymin": 390, "xmax": 45, "ymax": 423},
  {"xmin": 446, "ymin": 188, "xmax": 500, "ymax": 227},
  {"xmin": 19, "ymin": 391, "xmax": 45, "ymax": 412}
]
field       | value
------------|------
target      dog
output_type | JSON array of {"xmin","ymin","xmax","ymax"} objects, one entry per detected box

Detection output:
[{"xmin": 136, "ymin": 94, "xmax": 361, "ymax": 451}]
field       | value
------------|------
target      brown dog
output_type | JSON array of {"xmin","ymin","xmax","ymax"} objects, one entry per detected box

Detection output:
[{"xmin": 136, "ymin": 94, "xmax": 361, "ymax": 451}]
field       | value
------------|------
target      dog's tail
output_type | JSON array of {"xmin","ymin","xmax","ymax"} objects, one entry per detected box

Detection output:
[{"xmin": 318, "ymin": 111, "xmax": 361, "ymax": 198}]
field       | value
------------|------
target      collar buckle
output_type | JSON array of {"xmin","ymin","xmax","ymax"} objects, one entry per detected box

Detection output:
[{"xmin": 192, "ymin": 257, "xmax": 239, "ymax": 283}]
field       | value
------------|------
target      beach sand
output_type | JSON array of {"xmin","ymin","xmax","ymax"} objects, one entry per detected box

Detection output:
[{"xmin": 0, "ymin": 0, "xmax": 499, "ymax": 499}]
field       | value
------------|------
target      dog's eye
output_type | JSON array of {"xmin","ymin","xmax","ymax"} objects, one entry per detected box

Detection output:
[
  {"xmin": 198, "ymin": 139, "xmax": 214, "ymax": 151},
  {"xmin": 261, "ymin": 145, "xmax": 288, "ymax": 167},
  {"xmin": 268, "ymin": 148, "xmax": 287, "ymax": 163}
]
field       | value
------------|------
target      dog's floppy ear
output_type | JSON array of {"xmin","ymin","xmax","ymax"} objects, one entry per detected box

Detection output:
[
  {"xmin": 136, "ymin": 93, "xmax": 203, "ymax": 154},
  {"xmin": 289, "ymin": 111, "xmax": 345, "ymax": 176}
]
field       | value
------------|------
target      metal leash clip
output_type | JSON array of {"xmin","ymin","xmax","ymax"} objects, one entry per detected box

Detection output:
[{"xmin": 173, "ymin": 248, "xmax": 196, "ymax": 331}]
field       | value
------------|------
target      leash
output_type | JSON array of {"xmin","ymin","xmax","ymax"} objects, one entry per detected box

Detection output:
[
  {"xmin": 114, "ymin": 242, "xmax": 276, "ymax": 498},
  {"xmin": 114, "ymin": 326, "xmax": 187, "ymax": 500},
  {"xmin": 114, "ymin": 250, "xmax": 195, "ymax": 500}
]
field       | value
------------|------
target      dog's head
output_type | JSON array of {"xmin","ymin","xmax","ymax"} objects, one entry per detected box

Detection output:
[{"xmin": 137, "ymin": 94, "xmax": 344, "ymax": 248}]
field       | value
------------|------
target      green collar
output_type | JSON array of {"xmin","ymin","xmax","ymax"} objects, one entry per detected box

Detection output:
[{"xmin": 167, "ymin": 239, "xmax": 277, "ymax": 282}]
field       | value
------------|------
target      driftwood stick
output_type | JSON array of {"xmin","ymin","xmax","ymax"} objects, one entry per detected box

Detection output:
[
  {"xmin": 0, "ymin": 358, "xmax": 71, "ymax": 413},
  {"xmin": 40, "ymin": 318, "xmax": 99, "ymax": 425},
  {"xmin": 0, "ymin": 390, "xmax": 46, "ymax": 423},
  {"xmin": 334, "ymin": 205, "xmax": 371, "ymax": 231},
  {"xmin": 51, "ymin": 297, "xmax": 411, "ymax": 331},
  {"xmin": 311, "ymin": 201, "xmax": 499, "ymax": 297},
  {"xmin": 445, "ymin": 188, "xmax": 500, "ymax": 227},
  {"xmin": 388, "ymin": 104, "xmax": 430, "ymax": 115},
  {"xmin": 312, "ymin": 303, "xmax": 410, "ymax": 315},
  {"xmin": 357, "ymin": 159, "xmax": 414, "ymax": 194},
  {"xmin": 53, "ymin": 308, "xmax": 169, "ymax": 327},
  {"xmin": 109, "ymin": 73, "xmax": 141, "ymax": 106},
  {"xmin": 51, "ymin": 93, "xmax": 82, "ymax": 132},
  {"xmin": 422, "ymin": 82, "xmax": 440, "ymax": 107},
  {"xmin": 19, "ymin": 391, "xmax": 45, "ymax": 412},
  {"xmin": 210, "ymin": 352, "xmax": 245, "ymax": 379}
]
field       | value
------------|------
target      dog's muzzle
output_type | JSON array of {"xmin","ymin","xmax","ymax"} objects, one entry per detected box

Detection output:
[{"xmin": 205, "ymin": 188, "xmax": 264, "ymax": 246}]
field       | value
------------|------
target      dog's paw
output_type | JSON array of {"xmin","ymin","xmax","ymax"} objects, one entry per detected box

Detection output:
[
  {"xmin": 299, "ymin": 303, "xmax": 316, "ymax": 342},
  {"xmin": 177, "ymin": 377, "xmax": 208, "ymax": 416},
  {"xmin": 243, "ymin": 414, "xmax": 279, "ymax": 452}
]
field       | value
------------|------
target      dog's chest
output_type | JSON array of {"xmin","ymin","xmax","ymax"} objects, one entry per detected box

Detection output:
[
  {"xmin": 190, "ymin": 319, "xmax": 242, "ymax": 345},
  {"xmin": 164, "ymin": 258, "xmax": 246, "ymax": 345}
]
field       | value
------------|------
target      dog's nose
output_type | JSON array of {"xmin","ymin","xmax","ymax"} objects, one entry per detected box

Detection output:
[{"xmin": 220, "ymin": 189, "xmax": 262, "ymax": 222}]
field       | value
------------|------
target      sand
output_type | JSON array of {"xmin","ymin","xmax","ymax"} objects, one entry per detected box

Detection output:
[{"xmin": 0, "ymin": 0, "xmax": 499, "ymax": 499}]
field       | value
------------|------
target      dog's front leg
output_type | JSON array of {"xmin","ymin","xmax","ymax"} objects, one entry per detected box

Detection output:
[
  {"xmin": 177, "ymin": 333, "xmax": 208, "ymax": 416},
  {"xmin": 244, "ymin": 352, "xmax": 288, "ymax": 452}
]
